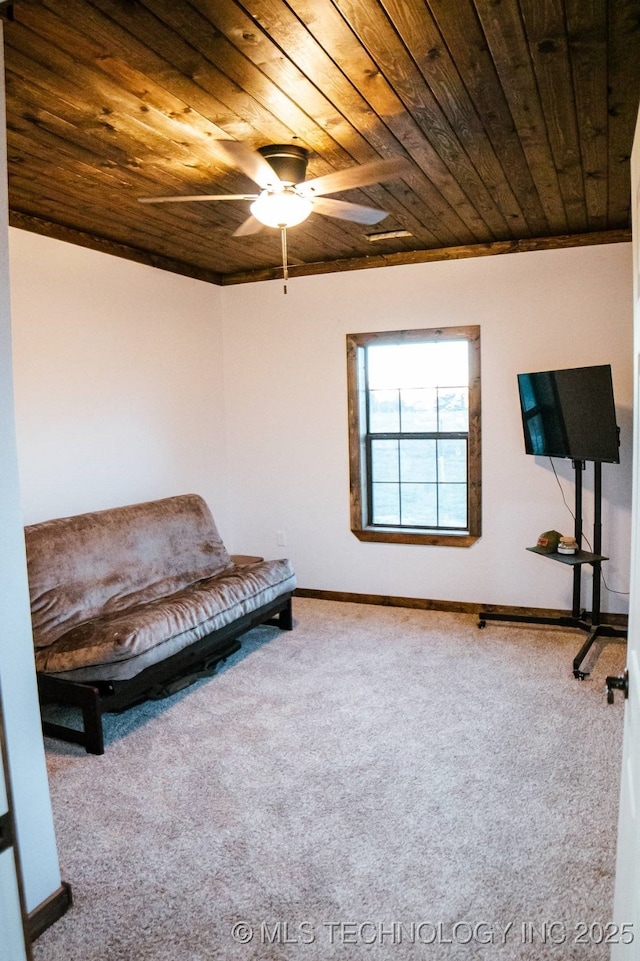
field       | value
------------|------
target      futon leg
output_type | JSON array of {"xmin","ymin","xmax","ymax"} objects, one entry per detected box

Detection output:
[
  {"xmin": 264, "ymin": 597, "xmax": 293, "ymax": 631},
  {"xmin": 38, "ymin": 676, "xmax": 105, "ymax": 755},
  {"xmin": 278, "ymin": 598, "xmax": 293, "ymax": 631},
  {"xmin": 81, "ymin": 693, "xmax": 105, "ymax": 755}
]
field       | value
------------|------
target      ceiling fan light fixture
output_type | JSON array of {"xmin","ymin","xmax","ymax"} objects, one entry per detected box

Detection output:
[{"xmin": 250, "ymin": 187, "xmax": 312, "ymax": 228}]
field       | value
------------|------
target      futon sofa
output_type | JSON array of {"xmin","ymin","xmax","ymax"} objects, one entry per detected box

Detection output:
[{"xmin": 26, "ymin": 494, "xmax": 296, "ymax": 754}]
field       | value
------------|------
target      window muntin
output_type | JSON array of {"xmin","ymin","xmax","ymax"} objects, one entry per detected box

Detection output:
[{"xmin": 347, "ymin": 327, "xmax": 481, "ymax": 547}]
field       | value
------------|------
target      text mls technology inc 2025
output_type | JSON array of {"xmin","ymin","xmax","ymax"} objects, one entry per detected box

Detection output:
[{"xmin": 229, "ymin": 919, "xmax": 634, "ymax": 947}]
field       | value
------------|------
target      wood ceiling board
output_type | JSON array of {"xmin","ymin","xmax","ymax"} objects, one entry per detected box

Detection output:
[{"xmin": 1, "ymin": 0, "xmax": 637, "ymax": 284}]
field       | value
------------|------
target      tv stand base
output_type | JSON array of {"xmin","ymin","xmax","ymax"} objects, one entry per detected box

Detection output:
[
  {"xmin": 477, "ymin": 609, "xmax": 626, "ymax": 679},
  {"xmin": 570, "ymin": 622, "xmax": 627, "ymax": 679}
]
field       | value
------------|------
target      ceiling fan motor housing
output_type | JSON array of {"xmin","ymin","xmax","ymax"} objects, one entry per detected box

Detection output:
[{"xmin": 258, "ymin": 144, "xmax": 309, "ymax": 185}]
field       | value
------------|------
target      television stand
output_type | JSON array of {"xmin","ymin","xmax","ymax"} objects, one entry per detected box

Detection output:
[{"xmin": 478, "ymin": 459, "xmax": 627, "ymax": 678}]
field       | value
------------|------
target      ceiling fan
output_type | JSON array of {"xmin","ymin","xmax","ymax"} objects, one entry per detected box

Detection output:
[{"xmin": 138, "ymin": 141, "xmax": 412, "ymax": 292}]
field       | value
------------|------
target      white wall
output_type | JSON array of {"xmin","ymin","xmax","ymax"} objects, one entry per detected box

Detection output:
[
  {"xmin": 0, "ymin": 265, "xmax": 61, "ymax": 916},
  {"xmin": 9, "ymin": 235, "xmax": 633, "ymax": 620},
  {"xmin": 10, "ymin": 230, "xmax": 229, "ymax": 533},
  {"xmin": 221, "ymin": 244, "xmax": 633, "ymax": 615}
]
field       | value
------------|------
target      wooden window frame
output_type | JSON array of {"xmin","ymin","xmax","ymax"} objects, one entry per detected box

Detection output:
[{"xmin": 347, "ymin": 325, "xmax": 481, "ymax": 547}]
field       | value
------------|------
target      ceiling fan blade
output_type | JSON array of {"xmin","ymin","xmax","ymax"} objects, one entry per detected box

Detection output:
[
  {"xmin": 233, "ymin": 215, "xmax": 265, "ymax": 237},
  {"xmin": 300, "ymin": 156, "xmax": 412, "ymax": 198},
  {"xmin": 138, "ymin": 193, "xmax": 258, "ymax": 204},
  {"xmin": 214, "ymin": 140, "xmax": 283, "ymax": 189},
  {"xmin": 311, "ymin": 196, "xmax": 389, "ymax": 225}
]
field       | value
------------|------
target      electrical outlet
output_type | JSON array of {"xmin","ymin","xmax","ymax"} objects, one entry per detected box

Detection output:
[{"xmin": 276, "ymin": 530, "xmax": 287, "ymax": 547}]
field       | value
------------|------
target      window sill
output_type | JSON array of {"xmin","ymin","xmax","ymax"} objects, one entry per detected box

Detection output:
[{"xmin": 352, "ymin": 527, "xmax": 480, "ymax": 547}]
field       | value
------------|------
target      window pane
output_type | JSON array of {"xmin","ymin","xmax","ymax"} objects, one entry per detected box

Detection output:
[
  {"xmin": 369, "ymin": 389, "xmax": 400, "ymax": 432},
  {"xmin": 399, "ymin": 439, "xmax": 437, "ymax": 482},
  {"xmin": 367, "ymin": 344, "xmax": 436, "ymax": 388},
  {"xmin": 372, "ymin": 483, "xmax": 400, "ymax": 525},
  {"xmin": 401, "ymin": 483, "xmax": 438, "ymax": 526},
  {"xmin": 434, "ymin": 341, "xmax": 469, "ymax": 387},
  {"xmin": 438, "ymin": 484, "xmax": 467, "ymax": 528},
  {"xmin": 367, "ymin": 345, "xmax": 403, "ymax": 389},
  {"xmin": 438, "ymin": 388, "xmax": 469, "ymax": 432},
  {"xmin": 437, "ymin": 439, "xmax": 467, "ymax": 482},
  {"xmin": 371, "ymin": 440, "xmax": 399, "ymax": 482},
  {"xmin": 400, "ymin": 388, "xmax": 438, "ymax": 432},
  {"xmin": 347, "ymin": 326, "xmax": 480, "ymax": 544},
  {"xmin": 367, "ymin": 341, "xmax": 468, "ymax": 390}
]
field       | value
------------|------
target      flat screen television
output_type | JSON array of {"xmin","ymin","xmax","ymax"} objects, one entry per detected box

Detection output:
[{"xmin": 517, "ymin": 364, "xmax": 619, "ymax": 463}]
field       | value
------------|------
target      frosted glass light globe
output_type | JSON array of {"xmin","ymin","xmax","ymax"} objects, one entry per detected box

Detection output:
[{"xmin": 250, "ymin": 188, "xmax": 312, "ymax": 228}]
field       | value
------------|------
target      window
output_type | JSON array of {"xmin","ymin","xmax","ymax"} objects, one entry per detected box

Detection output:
[{"xmin": 347, "ymin": 326, "xmax": 481, "ymax": 546}]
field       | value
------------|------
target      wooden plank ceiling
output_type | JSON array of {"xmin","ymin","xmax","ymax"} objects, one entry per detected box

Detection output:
[{"xmin": 3, "ymin": 0, "xmax": 639, "ymax": 286}]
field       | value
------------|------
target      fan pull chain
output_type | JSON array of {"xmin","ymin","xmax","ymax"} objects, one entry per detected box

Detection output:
[{"xmin": 280, "ymin": 225, "xmax": 288, "ymax": 295}]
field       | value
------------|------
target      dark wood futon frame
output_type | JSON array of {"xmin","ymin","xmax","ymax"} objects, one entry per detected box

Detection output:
[{"xmin": 38, "ymin": 594, "xmax": 293, "ymax": 756}]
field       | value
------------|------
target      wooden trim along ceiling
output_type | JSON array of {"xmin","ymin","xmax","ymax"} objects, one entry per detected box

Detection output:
[
  {"xmin": 10, "ymin": 210, "xmax": 631, "ymax": 287},
  {"xmin": 219, "ymin": 229, "xmax": 632, "ymax": 286}
]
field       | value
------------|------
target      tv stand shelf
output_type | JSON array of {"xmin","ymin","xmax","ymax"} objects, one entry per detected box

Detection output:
[
  {"xmin": 526, "ymin": 546, "xmax": 607, "ymax": 565},
  {"xmin": 478, "ymin": 459, "xmax": 626, "ymax": 679}
]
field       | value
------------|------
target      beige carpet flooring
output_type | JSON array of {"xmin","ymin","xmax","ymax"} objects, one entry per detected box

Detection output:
[{"xmin": 32, "ymin": 597, "xmax": 628, "ymax": 960}]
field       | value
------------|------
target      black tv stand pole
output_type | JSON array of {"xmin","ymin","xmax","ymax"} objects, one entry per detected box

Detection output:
[{"xmin": 478, "ymin": 459, "xmax": 626, "ymax": 679}]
